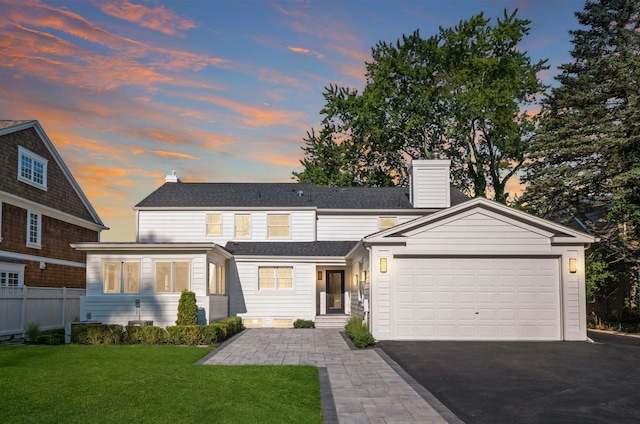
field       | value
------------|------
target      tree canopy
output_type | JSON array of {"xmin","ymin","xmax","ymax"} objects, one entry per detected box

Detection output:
[
  {"xmin": 294, "ymin": 10, "xmax": 548, "ymax": 203},
  {"xmin": 521, "ymin": 0, "xmax": 640, "ymax": 262}
]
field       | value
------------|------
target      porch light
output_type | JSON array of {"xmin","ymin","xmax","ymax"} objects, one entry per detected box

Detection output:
[
  {"xmin": 569, "ymin": 258, "xmax": 577, "ymax": 274},
  {"xmin": 380, "ymin": 258, "xmax": 387, "ymax": 273},
  {"xmin": 353, "ymin": 274, "xmax": 358, "ymax": 287},
  {"xmin": 360, "ymin": 270, "xmax": 366, "ymax": 281},
  {"xmin": 318, "ymin": 271, "xmax": 322, "ymax": 280}
]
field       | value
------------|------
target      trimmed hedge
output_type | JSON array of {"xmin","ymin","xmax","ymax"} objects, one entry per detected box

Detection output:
[
  {"xmin": 345, "ymin": 315, "xmax": 375, "ymax": 348},
  {"xmin": 294, "ymin": 319, "xmax": 315, "ymax": 328},
  {"xmin": 71, "ymin": 316, "xmax": 244, "ymax": 345}
]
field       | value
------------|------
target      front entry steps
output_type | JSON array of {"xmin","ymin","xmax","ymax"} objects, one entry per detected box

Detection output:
[{"xmin": 315, "ymin": 314, "xmax": 350, "ymax": 329}]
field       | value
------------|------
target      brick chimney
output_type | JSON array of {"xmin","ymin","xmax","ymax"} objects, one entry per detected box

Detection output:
[{"xmin": 408, "ymin": 159, "xmax": 451, "ymax": 209}]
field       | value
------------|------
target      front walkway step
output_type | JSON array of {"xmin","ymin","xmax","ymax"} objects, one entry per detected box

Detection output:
[{"xmin": 315, "ymin": 314, "xmax": 349, "ymax": 328}]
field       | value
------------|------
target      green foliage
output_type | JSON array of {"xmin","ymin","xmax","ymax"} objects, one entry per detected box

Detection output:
[
  {"xmin": 125, "ymin": 326, "xmax": 167, "ymax": 344},
  {"xmin": 345, "ymin": 316, "xmax": 375, "ymax": 348},
  {"xmin": 216, "ymin": 316, "xmax": 243, "ymax": 335},
  {"xmin": 24, "ymin": 321, "xmax": 41, "ymax": 344},
  {"xmin": 522, "ymin": 0, "xmax": 640, "ymax": 262},
  {"xmin": 293, "ymin": 319, "xmax": 315, "ymax": 328},
  {"xmin": 0, "ymin": 345, "xmax": 322, "ymax": 424},
  {"xmin": 295, "ymin": 9, "xmax": 547, "ymax": 203},
  {"xmin": 176, "ymin": 290, "xmax": 198, "ymax": 325},
  {"xmin": 586, "ymin": 250, "xmax": 619, "ymax": 299}
]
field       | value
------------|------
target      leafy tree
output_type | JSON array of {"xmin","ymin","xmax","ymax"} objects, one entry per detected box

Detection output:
[
  {"xmin": 295, "ymin": 10, "xmax": 548, "ymax": 202},
  {"xmin": 521, "ymin": 0, "xmax": 640, "ymax": 261}
]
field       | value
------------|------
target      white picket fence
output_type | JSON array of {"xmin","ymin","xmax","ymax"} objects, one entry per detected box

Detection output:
[{"xmin": 0, "ymin": 286, "xmax": 85, "ymax": 338}]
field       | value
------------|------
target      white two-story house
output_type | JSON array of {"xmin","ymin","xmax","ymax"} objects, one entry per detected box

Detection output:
[{"xmin": 73, "ymin": 160, "xmax": 595, "ymax": 341}]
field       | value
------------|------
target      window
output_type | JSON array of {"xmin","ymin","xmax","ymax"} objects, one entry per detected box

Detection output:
[
  {"xmin": 379, "ymin": 217, "xmax": 397, "ymax": 231},
  {"xmin": 268, "ymin": 214, "xmax": 290, "ymax": 238},
  {"xmin": 103, "ymin": 261, "xmax": 140, "ymax": 294},
  {"xmin": 235, "ymin": 214, "xmax": 250, "ymax": 238},
  {"xmin": 18, "ymin": 146, "xmax": 48, "ymax": 190},
  {"xmin": 1, "ymin": 272, "xmax": 20, "ymax": 287},
  {"xmin": 209, "ymin": 263, "xmax": 226, "ymax": 295},
  {"xmin": 259, "ymin": 267, "xmax": 292, "ymax": 290},
  {"xmin": 26, "ymin": 211, "xmax": 41, "ymax": 248},
  {"xmin": 206, "ymin": 214, "xmax": 222, "ymax": 235},
  {"xmin": 155, "ymin": 261, "xmax": 190, "ymax": 293}
]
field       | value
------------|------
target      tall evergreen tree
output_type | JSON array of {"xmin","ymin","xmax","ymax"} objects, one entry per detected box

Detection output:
[
  {"xmin": 295, "ymin": 10, "xmax": 548, "ymax": 201},
  {"xmin": 522, "ymin": 0, "xmax": 640, "ymax": 261}
]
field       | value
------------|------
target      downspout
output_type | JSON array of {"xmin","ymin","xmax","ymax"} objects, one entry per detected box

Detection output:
[{"xmin": 365, "ymin": 243, "xmax": 373, "ymax": 330}]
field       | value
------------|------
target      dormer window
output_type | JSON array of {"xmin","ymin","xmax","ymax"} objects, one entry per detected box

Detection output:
[{"xmin": 18, "ymin": 146, "xmax": 47, "ymax": 190}]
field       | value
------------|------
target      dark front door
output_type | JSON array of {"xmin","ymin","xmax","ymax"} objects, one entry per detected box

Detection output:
[{"xmin": 326, "ymin": 270, "xmax": 344, "ymax": 314}]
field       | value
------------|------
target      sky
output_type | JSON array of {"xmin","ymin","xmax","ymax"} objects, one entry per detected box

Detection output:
[{"xmin": 0, "ymin": 0, "xmax": 587, "ymax": 241}]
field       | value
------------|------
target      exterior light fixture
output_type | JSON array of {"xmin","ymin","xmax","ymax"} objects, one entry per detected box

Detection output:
[
  {"xmin": 380, "ymin": 258, "xmax": 388, "ymax": 273},
  {"xmin": 318, "ymin": 271, "xmax": 322, "ymax": 281},
  {"xmin": 569, "ymin": 258, "xmax": 577, "ymax": 274},
  {"xmin": 353, "ymin": 274, "xmax": 358, "ymax": 287}
]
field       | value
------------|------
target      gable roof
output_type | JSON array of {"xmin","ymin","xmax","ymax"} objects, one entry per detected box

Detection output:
[
  {"xmin": 0, "ymin": 120, "xmax": 106, "ymax": 229},
  {"xmin": 364, "ymin": 197, "xmax": 597, "ymax": 245},
  {"xmin": 135, "ymin": 181, "xmax": 469, "ymax": 210}
]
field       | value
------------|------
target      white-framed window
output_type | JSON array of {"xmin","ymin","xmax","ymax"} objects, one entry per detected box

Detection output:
[
  {"xmin": 379, "ymin": 217, "xmax": 397, "ymax": 231},
  {"xmin": 103, "ymin": 261, "xmax": 140, "ymax": 294},
  {"xmin": 26, "ymin": 211, "xmax": 41, "ymax": 248},
  {"xmin": 267, "ymin": 214, "xmax": 290, "ymax": 238},
  {"xmin": 155, "ymin": 261, "xmax": 190, "ymax": 293},
  {"xmin": 0, "ymin": 263, "xmax": 25, "ymax": 288},
  {"xmin": 258, "ymin": 267, "xmax": 293, "ymax": 290},
  {"xmin": 206, "ymin": 213, "xmax": 222, "ymax": 235},
  {"xmin": 18, "ymin": 146, "xmax": 48, "ymax": 190},
  {"xmin": 235, "ymin": 214, "xmax": 250, "ymax": 238},
  {"xmin": 209, "ymin": 263, "xmax": 226, "ymax": 295}
]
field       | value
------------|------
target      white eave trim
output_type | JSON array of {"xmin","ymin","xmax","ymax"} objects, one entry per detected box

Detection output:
[
  {"xmin": 134, "ymin": 206, "xmax": 318, "ymax": 211},
  {"xmin": 317, "ymin": 208, "xmax": 435, "ymax": 215},
  {"xmin": 232, "ymin": 255, "xmax": 347, "ymax": 264},
  {"xmin": 71, "ymin": 242, "xmax": 221, "ymax": 253},
  {"xmin": 0, "ymin": 250, "xmax": 86, "ymax": 268},
  {"xmin": 0, "ymin": 190, "xmax": 108, "ymax": 232}
]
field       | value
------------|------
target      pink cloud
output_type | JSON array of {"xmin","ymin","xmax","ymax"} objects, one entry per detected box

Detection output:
[{"xmin": 96, "ymin": 0, "xmax": 197, "ymax": 36}]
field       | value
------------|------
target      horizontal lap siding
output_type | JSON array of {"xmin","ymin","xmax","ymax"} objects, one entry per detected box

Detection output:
[
  {"xmin": 233, "ymin": 262, "xmax": 315, "ymax": 325},
  {"xmin": 317, "ymin": 214, "xmax": 421, "ymax": 240},
  {"xmin": 138, "ymin": 210, "xmax": 315, "ymax": 243}
]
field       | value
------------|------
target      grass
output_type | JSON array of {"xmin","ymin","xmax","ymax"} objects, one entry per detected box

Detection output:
[{"xmin": 0, "ymin": 344, "xmax": 322, "ymax": 423}]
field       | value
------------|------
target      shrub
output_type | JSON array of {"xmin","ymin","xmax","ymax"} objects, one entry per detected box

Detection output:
[
  {"xmin": 166, "ymin": 325, "xmax": 205, "ymax": 345},
  {"xmin": 72, "ymin": 324, "xmax": 125, "ymax": 345},
  {"xmin": 176, "ymin": 290, "xmax": 199, "ymax": 325},
  {"xmin": 39, "ymin": 329, "xmax": 65, "ymax": 345},
  {"xmin": 204, "ymin": 324, "xmax": 226, "ymax": 343},
  {"xmin": 25, "ymin": 321, "xmax": 41, "ymax": 344},
  {"xmin": 345, "ymin": 315, "xmax": 375, "ymax": 348},
  {"xmin": 125, "ymin": 326, "xmax": 167, "ymax": 344},
  {"xmin": 294, "ymin": 319, "xmax": 315, "ymax": 328}
]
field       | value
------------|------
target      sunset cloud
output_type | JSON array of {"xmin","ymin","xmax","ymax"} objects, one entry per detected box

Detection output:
[
  {"xmin": 96, "ymin": 0, "xmax": 197, "ymax": 36},
  {"xmin": 149, "ymin": 150, "xmax": 198, "ymax": 160},
  {"xmin": 288, "ymin": 46, "xmax": 324, "ymax": 59}
]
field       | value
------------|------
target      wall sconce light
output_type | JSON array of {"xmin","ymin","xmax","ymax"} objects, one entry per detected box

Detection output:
[
  {"xmin": 39, "ymin": 261, "xmax": 46, "ymax": 270},
  {"xmin": 569, "ymin": 258, "xmax": 577, "ymax": 274},
  {"xmin": 353, "ymin": 274, "xmax": 358, "ymax": 287},
  {"xmin": 360, "ymin": 270, "xmax": 366, "ymax": 281},
  {"xmin": 380, "ymin": 258, "xmax": 387, "ymax": 273},
  {"xmin": 318, "ymin": 271, "xmax": 322, "ymax": 280}
]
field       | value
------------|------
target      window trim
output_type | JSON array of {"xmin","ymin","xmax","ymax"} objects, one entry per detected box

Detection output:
[
  {"xmin": 154, "ymin": 261, "xmax": 191, "ymax": 294},
  {"xmin": 205, "ymin": 213, "xmax": 222, "ymax": 236},
  {"xmin": 0, "ymin": 263, "xmax": 25, "ymax": 288},
  {"xmin": 18, "ymin": 146, "xmax": 48, "ymax": 191},
  {"xmin": 267, "ymin": 214, "xmax": 290, "ymax": 239},
  {"xmin": 26, "ymin": 210, "xmax": 41, "ymax": 249},
  {"xmin": 234, "ymin": 214, "xmax": 251, "ymax": 238},
  {"xmin": 102, "ymin": 261, "xmax": 141, "ymax": 294},
  {"xmin": 258, "ymin": 266, "xmax": 293, "ymax": 290}
]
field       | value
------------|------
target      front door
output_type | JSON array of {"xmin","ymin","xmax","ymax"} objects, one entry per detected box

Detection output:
[{"xmin": 326, "ymin": 270, "xmax": 344, "ymax": 314}]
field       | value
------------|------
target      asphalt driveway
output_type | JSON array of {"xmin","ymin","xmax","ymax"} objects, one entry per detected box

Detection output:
[{"xmin": 378, "ymin": 331, "xmax": 640, "ymax": 424}]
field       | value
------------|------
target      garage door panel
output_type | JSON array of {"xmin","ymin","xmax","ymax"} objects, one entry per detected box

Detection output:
[{"xmin": 393, "ymin": 257, "xmax": 560, "ymax": 341}]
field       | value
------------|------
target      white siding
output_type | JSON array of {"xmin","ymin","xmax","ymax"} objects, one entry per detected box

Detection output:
[
  {"xmin": 138, "ymin": 210, "xmax": 316, "ymax": 243},
  {"xmin": 404, "ymin": 211, "xmax": 552, "ymax": 253},
  {"xmin": 410, "ymin": 160, "xmax": 450, "ymax": 208},
  {"xmin": 230, "ymin": 260, "xmax": 315, "ymax": 326},
  {"xmin": 317, "ymin": 214, "xmax": 420, "ymax": 240}
]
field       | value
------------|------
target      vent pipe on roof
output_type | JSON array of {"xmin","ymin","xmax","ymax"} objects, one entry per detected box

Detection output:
[{"xmin": 165, "ymin": 170, "xmax": 179, "ymax": 183}]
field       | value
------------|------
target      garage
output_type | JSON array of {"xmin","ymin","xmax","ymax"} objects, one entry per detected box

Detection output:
[{"xmin": 394, "ymin": 257, "xmax": 561, "ymax": 340}]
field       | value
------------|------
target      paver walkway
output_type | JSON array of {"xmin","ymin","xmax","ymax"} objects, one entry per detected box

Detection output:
[{"xmin": 200, "ymin": 328, "xmax": 458, "ymax": 424}]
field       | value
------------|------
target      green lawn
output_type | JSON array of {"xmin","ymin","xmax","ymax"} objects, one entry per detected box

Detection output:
[{"xmin": 0, "ymin": 344, "xmax": 322, "ymax": 423}]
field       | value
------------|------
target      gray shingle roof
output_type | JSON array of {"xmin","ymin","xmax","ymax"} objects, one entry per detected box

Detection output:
[
  {"xmin": 224, "ymin": 241, "xmax": 359, "ymax": 257},
  {"xmin": 0, "ymin": 120, "xmax": 34, "ymax": 131},
  {"xmin": 136, "ymin": 182, "xmax": 469, "ymax": 210}
]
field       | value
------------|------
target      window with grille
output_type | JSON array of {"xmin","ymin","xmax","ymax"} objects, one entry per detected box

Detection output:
[
  {"xmin": 259, "ymin": 267, "xmax": 293, "ymax": 290},
  {"xmin": 18, "ymin": 146, "xmax": 47, "ymax": 190},
  {"xmin": 235, "ymin": 214, "xmax": 250, "ymax": 238},
  {"xmin": 206, "ymin": 214, "xmax": 222, "ymax": 235},
  {"xmin": 267, "ymin": 214, "xmax": 290, "ymax": 238}
]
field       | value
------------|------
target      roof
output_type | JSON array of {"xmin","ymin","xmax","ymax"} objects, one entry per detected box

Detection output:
[
  {"xmin": 135, "ymin": 182, "xmax": 469, "ymax": 210},
  {"xmin": 225, "ymin": 241, "xmax": 359, "ymax": 257},
  {"xmin": 0, "ymin": 120, "xmax": 34, "ymax": 131}
]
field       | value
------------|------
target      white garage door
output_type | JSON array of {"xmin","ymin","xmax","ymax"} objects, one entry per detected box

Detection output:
[{"xmin": 394, "ymin": 257, "xmax": 561, "ymax": 340}]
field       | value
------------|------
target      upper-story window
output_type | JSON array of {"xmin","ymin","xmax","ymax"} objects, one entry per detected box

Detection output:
[
  {"xmin": 18, "ymin": 146, "xmax": 48, "ymax": 191},
  {"xmin": 206, "ymin": 214, "xmax": 222, "ymax": 235},
  {"xmin": 379, "ymin": 217, "xmax": 397, "ymax": 231},
  {"xmin": 235, "ymin": 214, "xmax": 250, "ymax": 238},
  {"xmin": 267, "ymin": 214, "xmax": 290, "ymax": 238},
  {"xmin": 26, "ymin": 211, "xmax": 41, "ymax": 249}
]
